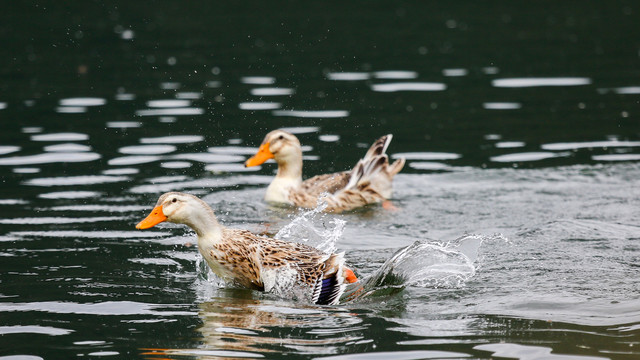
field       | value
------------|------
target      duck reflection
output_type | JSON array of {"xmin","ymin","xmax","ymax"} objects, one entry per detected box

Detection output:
[{"xmin": 141, "ymin": 289, "xmax": 370, "ymax": 359}]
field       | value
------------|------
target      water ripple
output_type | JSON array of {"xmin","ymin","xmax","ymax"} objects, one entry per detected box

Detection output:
[
  {"xmin": 119, "ymin": 145, "xmax": 177, "ymax": 155},
  {"xmin": 0, "ymin": 301, "xmax": 194, "ymax": 316},
  {"xmin": 108, "ymin": 155, "xmax": 161, "ymax": 166},
  {"xmin": 31, "ymin": 133, "xmax": 89, "ymax": 142},
  {"xmin": 612, "ymin": 86, "xmax": 640, "ymax": 94},
  {"xmin": 140, "ymin": 135, "xmax": 204, "ymax": 144},
  {"xmin": 10, "ymin": 230, "xmax": 172, "ymax": 239},
  {"xmin": 0, "ymin": 325, "xmax": 73, "ymax": 336},
  {"xmin": 442, "ymin": 68, "xmax": 468, "ymax": 77},
  {"xmin": 146, "ymin": 99, "xmax": 191, "ymax": 108},
  {"xmin": 241, "ymin": 76, "xmax": 276, "ymax": 85},
  {"xmin": 392, "ymin": 152, "xmax": 461, "ymax": 161},
  {"xmin": 44, "ymin": 143, "xmax": 91, "ymax": 152},
  {"xmin": 272, "ymin": 110, "xmax": 349, "ymax": 118},
  {"xmin": 371, "ymin": 82, "xmax": 447, "ymax": 92},
  {"xmin": 208, "ymin": 146, "xmax": 262, "ymax": 155},
  {"xmin": 495, "ymin": 141, "xmax": 525, "ymax": 148},
  {"xmin": 475, "ymin": 343, "xmax": 607, "ymax": 360},
  {"xmin": 160, "ymin": 161, "xmax": 192, "ymax": 169},
  {"xmin": 169, "ymin": 153, "xmax": 245, "ymax": 163},
  {"xmin": 238, "ymin": 102, "xmax": 281, "ymax": 110},
  {"xmin": 59, "ymin": 97, "xmax": 107, "ymax": 106},
  {"xmin": 490, "ymin": 152, "xmax": 563, "ymax": 162},
  {"xmin": 0, "ymin": 152, "xmax": 101, "ymax": 166},
  {"xmin": 135, "ymin": 108, "xmax": 204, "ymax": 116},
  {"xmin": 541, "ymin": 140, "xmax": 640, "ymax": 151},
  {"xmin": 592, "ymin": 154, "xmax": 640, "ymax": 162},
  {"xmin": 492, "ymin": 77, "xmax": 592, "ymax": 87},
  {"xmin": 250, "ymin": 87, "xmax": 295, "ymax": 96},
  {"xmin": 0, "ymin": 217, "xmax": 124, "ymax": 225},
  {"xmin": 38, "ymin": 191, "xmax": 100, "ymax": 199},
  {"xmin": 483, "ymin": 102, "xmax": 522, "ymax": 110},
  {"xmin": 326, "ymin": 72, "xmax": 370, "ymax": 81},
  {"xmin": 0, "ymin": 146, "xmax": 20, "ymax": 155},
  {"xmin": 106, "ymin": 121, "xmax": 141, "ymax": 128},
  {"xmin": 373, "ymin": 71, "xmax": 419, "ymax": 79},
  {"xmin": 24, "ymin": 175, "xmax": 129, "ymax": 186},
  {"xmin": 280, "ymin": 126, "xmax": 320, "ymax": 134}
]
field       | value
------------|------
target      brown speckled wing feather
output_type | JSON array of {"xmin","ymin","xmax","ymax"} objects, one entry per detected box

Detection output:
[
  {"xmin": 299, "ymin": 171, "xmax": 351, "ymax": 197},
  {"xmin": 215, "ymin": 229, "xmax": 329, "ymax": 288},
  {"xmin": 288, "ymin": 171, "xmax": 351, "ymax": 209}
]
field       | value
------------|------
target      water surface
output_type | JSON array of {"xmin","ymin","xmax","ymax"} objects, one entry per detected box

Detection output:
[{"xmin": 1, "ymin": 1, "xmax": 639, "ymax": 359}]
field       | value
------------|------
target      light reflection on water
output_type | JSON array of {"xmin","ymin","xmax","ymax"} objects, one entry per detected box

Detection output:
[
  {"xmin": 492, "ymin": 77, "xmax": 592, "ymax": 87},
  {"xmin": 370, "ymin": 82, "xmax": 447, "ymax": 92}
]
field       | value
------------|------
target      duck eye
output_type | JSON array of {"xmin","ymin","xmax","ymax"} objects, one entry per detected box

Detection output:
[
  {"xmin": 172, "ymin": 198, "xmax": 177, "ymax": 203},
  {"xmin": 278, "ymin": 135, "xmax": 284, "ymax": 140}
]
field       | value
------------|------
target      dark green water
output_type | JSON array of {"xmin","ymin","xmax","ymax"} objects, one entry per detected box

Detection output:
[{"xmin": 1, "ymin": 1, "xmax": 639, "ymax": 359}]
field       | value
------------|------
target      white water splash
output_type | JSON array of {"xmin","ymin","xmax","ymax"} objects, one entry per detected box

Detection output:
[
  {"xmin": 274, "ymin": 201, "xmax": 345, "ymax": 254},
  {"xmin": 367, "ymin": 234, "xmax": 490, "ymax": 289}
]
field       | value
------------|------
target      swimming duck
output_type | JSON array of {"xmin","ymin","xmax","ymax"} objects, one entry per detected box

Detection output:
[
  {"xmin": 245, "ymin": 130, "xmax": 405, "ymax": 213},
  {"xmin": 136, "ymin": 192, "xmax": 358, "ymax": 305}
]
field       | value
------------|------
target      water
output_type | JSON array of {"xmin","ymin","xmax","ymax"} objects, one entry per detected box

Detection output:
[{"xmin": 1, "ymin": 1, "xmax": 640, "ymax": 359}]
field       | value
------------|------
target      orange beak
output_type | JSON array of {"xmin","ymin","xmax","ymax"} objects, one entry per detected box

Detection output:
[
  {"xmin": 136, "ymin": 205, "xmax": 167, "ymax": 229},
  {"xmin": 245, "ymin": 143, "xmax": 274, "ymax": 167}
]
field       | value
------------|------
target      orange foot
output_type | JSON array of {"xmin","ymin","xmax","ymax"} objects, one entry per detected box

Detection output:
[
  {"xmin": 382, "ymin": 200, "xmax": 399, "ymax": 211},
  {"xmin": 343, "ymin": 268, "xmax": 358, "ymax": 283}
]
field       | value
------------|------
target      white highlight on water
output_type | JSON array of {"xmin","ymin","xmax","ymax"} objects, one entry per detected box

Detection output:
[{"xmin": 492, "ymin": 77, "xmax": 592, "ymax": 88}]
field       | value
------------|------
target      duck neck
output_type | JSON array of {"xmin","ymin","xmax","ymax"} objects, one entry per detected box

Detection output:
[
  {"xmin": 182, "ymin": 204, "xmax": 223, "ymax": 242},
  {"xmin": 275, "ymin": 152, "xmax": 303, "ymax": 182}
]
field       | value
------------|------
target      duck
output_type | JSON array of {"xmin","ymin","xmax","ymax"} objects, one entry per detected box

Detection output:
[
  {"xmin": 135, "ymin": 192, "xmax": 358, "ymax": 305},
  {"xmin": 244, "ymin": 130, "xmax": 405, "ymax": 213}
]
